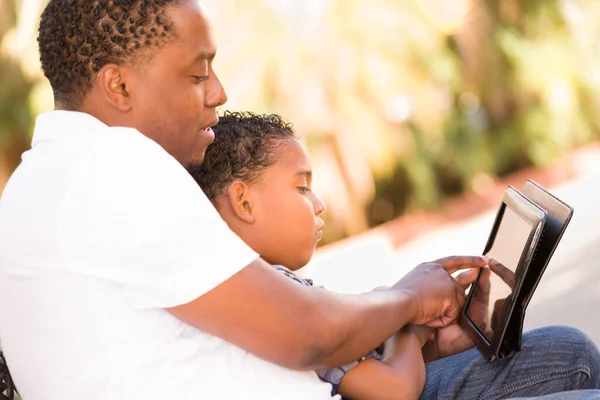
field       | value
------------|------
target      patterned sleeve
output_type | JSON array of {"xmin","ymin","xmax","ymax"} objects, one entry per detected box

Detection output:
[
  {"xmin": 315, "ymin": 350, "xmax": 383, "ymax": 396},
  {"xmin": 272, "ymin": 265, "xmax": 314, "ymax": 286}
]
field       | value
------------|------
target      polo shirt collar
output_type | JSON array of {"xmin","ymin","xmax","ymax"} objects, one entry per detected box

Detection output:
[{"xmin": 31, "ymin": 110, "xmax": 109, "ymax": 146}]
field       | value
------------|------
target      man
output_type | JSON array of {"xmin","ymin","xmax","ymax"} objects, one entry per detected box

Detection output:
[{"xmin": 0, "ymin": 1, "xmax": 597, "ymax": 399}]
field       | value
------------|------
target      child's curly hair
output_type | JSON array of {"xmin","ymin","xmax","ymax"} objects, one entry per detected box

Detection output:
[{"xmin": 190, "ymin": 111, "xmax": 296, "ymax": 202}]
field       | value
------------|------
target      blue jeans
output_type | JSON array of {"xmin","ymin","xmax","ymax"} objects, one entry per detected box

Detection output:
[{"xmin": 421, "ymin": 326, "xmax": 600, "ymax": 399}]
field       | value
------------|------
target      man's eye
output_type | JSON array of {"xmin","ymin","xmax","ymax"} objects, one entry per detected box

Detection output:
[{"xmin": 191, "ymin": 75, "xmax": 209, "ymax": 83}]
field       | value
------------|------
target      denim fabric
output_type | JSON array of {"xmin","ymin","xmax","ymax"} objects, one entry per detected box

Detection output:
[{"xmin": 421, "ymin": 326, "xmax": 600, "ymax": 400}]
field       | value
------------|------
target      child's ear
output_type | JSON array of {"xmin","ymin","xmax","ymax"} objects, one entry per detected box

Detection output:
[{"xmin": 227, "ymin": 180, "xmax": 255, "ymax": 224}]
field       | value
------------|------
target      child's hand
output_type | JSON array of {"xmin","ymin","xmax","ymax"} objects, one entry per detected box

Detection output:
[
  {"xmin": 404, "ymin": 325, "xmax": 433, "ymax": 348},
  {"xmin": 383, "ymin": 325, "xmax": 433, "ymax": 359}
]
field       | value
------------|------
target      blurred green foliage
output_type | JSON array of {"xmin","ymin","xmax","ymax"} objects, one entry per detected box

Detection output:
[
  {"xmin": 0, "ymin": 0, "xmax": 33, "ymax": 181},
  {"xmin": 1, "ymin": 0, "xmax": 600, "ymax": 244}
]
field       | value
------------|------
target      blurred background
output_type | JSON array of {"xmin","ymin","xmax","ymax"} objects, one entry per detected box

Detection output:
[
  {"xmin": 2, "ymin": 0, "xmax": 600, "ymax": 245},
  {"xmin": 2, "ymin": 0, "xmax": 600, "ymax": 362}
]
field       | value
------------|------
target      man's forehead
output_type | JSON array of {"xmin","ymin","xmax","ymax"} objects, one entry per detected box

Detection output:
[{"xmin": 167, "ymin": 0, "xmax": 216, "ymax": 57}]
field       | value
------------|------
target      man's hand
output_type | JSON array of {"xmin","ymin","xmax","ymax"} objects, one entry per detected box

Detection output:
[
  {"xmin": 422, "ymin": 258, "xmax": 518, "ymax": 362},
  {"xmin": 393, "ymin": 255, "xmax": 488, "ymax": 328},
  {"xmin": 421, "ymin": 266, "xmax": 490, "ymax": 361}
]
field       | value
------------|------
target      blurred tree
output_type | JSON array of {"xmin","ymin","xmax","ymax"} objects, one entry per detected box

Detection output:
[
  {"xmin": 0, "ymin": 0, "xmax": 34, "ymax": 190},
  {"xmin": 0, "ymin": 0, "xmax": 49, "ymax": 193},
  {"xmin": 203, "ymin": 0, "xmax": 600, "ymax": 243},
  {"xmin": 2, "ymin": 0, "xmax": 600, "ymax": 245}
]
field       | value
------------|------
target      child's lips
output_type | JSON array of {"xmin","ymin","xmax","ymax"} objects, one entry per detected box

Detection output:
[
  {"xmin": 316, "ymin": 223, "xmax": 324, "ymax": 241},
  {"xmin": 317, "ymin": 229, "xmax": 323, "ymax": 240},
  {"xmin": 317, "ymin": 220, "xmax": 325, "ymax": 231}
]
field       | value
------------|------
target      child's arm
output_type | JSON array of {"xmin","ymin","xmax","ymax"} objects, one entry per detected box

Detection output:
[{"xmin": 336, "ymin": 325, "xmax": 432, "ymax": 400}]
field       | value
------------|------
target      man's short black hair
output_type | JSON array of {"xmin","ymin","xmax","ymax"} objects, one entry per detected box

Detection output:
[
  {"xmin": 38, "ymin": 0, "xmax": 183, "ymax": 109},
  {"xmin": 190, "ymin": 111, "xmax": 296, "ymax": 202}
]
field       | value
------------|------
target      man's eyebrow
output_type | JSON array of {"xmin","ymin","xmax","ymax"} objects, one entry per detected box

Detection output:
[{"xmin": 188, "ymin": 50, "xmax": 216, "ymax": 66}]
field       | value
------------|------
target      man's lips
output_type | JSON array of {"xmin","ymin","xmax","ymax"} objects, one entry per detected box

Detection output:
[{"xmin": 198, "ymin": 126, "xmax": 215, "ymax": 141}]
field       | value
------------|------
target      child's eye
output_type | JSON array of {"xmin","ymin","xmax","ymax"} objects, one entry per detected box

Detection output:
[{"xmin": 298, "ymin": 187, "xmax": 310, "ymax": 194}]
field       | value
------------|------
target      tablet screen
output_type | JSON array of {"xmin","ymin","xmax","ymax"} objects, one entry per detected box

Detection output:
[{"xmin": 466, "ymin": 205, "xmax": 534, "ymax": 342}]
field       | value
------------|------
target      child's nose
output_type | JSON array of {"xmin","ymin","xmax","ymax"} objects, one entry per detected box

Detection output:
[{"xmin": 314, "ymin": 196, "xmax": 326, "ymax": 216}]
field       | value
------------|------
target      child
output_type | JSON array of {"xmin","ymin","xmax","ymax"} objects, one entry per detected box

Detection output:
[{"xmin": 190, "ymin": 111, "xmax": 431, "ymax": 400}]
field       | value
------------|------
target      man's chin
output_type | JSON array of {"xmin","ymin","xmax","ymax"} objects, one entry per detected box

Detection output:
[{"xmin": 185, "ymin": 155, "xmax": 205, "ymax": 173}]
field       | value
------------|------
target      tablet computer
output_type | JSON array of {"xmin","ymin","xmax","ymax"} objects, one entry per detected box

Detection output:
[{"xmin": 459, "ymin": 186, "xmax": 547, "ymax": 360}]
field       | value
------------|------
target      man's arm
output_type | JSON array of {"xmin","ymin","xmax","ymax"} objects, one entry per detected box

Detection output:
[
  {"xmin": 167, "ymin": 255, "xmax": 487, "ymax": 370},
  {"xmin": 167, "ymin": 258, "xmax": 415, "ymax": 370}
]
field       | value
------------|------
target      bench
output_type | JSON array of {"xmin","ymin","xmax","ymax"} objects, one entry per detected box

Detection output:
[{"xmin": 0, "ymin": 351, "xmax": 17, "ymax": 400}]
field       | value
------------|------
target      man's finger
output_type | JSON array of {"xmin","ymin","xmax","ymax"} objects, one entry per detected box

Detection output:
[
  {"xmin": 454, "ymin": 269, "xmax": 479, "ymax": 293},
  {"xmin": 472, "ymin": 267, "xmax": 491, "ymax": 305},
  {"xmin": 488, "ymin": 259, "xmax": 515, "ymax": 289},
  {"xmin": 371, "ymin": 286, "xmax": 391, "ymax": 292},
  {"xmin": 434, "ymin": 255, "xmax": 489, "ymax": 274},
  {"xmin": 425, "ymin": 314, "xmax": 455, "ymax": 329}
]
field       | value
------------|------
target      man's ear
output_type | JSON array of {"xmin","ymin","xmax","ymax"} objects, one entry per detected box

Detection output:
[
  {"xmin": 96, "ymin": 64, "xmax": 133, "ymax": 112},
  {"xmin": 227, "ymin": 180, "xmax": 255, "ymax": 224}
]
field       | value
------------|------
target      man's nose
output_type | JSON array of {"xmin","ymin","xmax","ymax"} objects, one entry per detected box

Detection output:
[{"xmin": 206, "ymin": 74, "xmax": 228, "ymax": 108}]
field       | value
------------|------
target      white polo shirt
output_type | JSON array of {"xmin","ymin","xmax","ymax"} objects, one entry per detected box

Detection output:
[{"xmin": 0, "ymin": 111, "xmax": 336, "ymax": 400}]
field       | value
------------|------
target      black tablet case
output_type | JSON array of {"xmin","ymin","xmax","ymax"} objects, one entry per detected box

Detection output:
[{"xmin": 460, "ymin": 180, "xmax": 574, "ymax": 361}]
